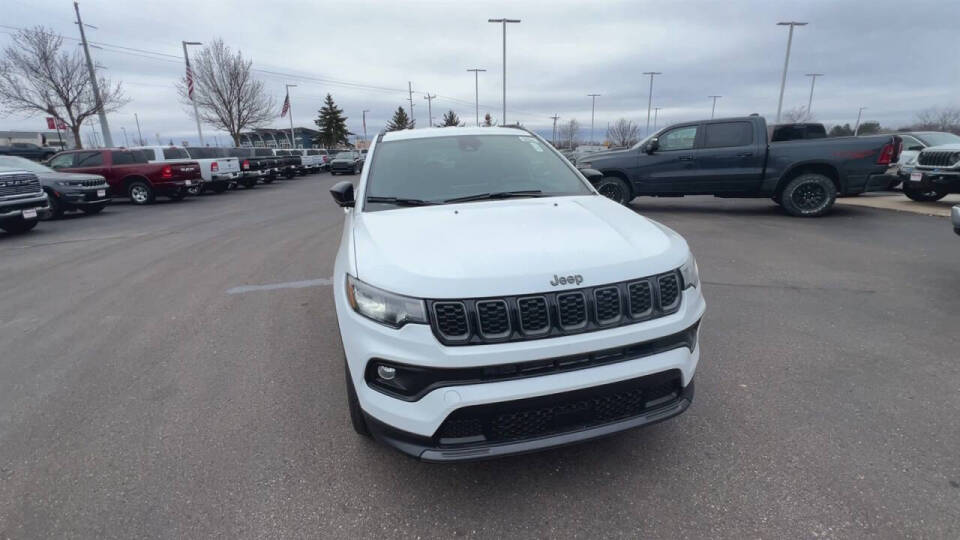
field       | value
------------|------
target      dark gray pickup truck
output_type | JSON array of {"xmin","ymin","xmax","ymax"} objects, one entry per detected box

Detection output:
[
  {"xmin": 0, "ymin": 170, "xmax": 50, "ymax": 234},
  {"xmin": 580, "ymin": 115, "xmax": 902, "ymax": 216}
]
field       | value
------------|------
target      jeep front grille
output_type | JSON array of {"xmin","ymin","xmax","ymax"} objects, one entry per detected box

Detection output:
[
  {"xmin": 427, "ymin": 270, "xmax": 684, "ymax": 345},
  {"xmin": 918, "ymin": 151, "xmax": 959, "ymax": 167}
]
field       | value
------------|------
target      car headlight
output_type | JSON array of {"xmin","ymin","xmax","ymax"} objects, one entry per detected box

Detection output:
[
  {"xmin": 679, "ymin": 254, "xmax": 699, "ymax": 289},
  {"xmin": 345, "ymin": 275, "xmax": 428, "ymax": 328},
  {"xmin": 55, "ymin": 180, "xmax": 76, "ymax": 187}
]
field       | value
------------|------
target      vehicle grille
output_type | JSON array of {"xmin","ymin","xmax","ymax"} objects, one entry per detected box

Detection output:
[
  {"xmin": 0, "ymin": 173, "xmax": 42, "ymax": 198},
  {"xmin": 436, "ymin": 370, "xmax": 683, "ymax": 444},
  {"xmin": 918, "ymin": 151, "xmax": 959, "ymax": 167},
  {"xmin": 78, "ymin": 178, "xmax": 105, "ymax": 187},
  {"xmin": 426, "ymin": 270, "xmax": 684, "ymax": 345}
]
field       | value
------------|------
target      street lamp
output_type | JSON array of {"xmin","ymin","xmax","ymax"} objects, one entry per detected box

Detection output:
[
  {"xmin": 488, "ymin": 18, "xmax": 521, "ymax": 125},
  {"xmin": 643, "ymin": 71, "xmax": 662, "ymax": 134},
  {"xmin": 774, "ymin": 22, "xmax": 807, "ymax": 124},
  {"xmin": 182, "ymin": 41, "xmax": 203, "ymax": 145},
  {"xmin": 587, "ymin": 94, "xmax": 601, "ymax": 144},
  {"xmin": 120, "ymin": 126, "xmax": 128, "ymax": 146},
  {"xmin": 805, "ymin": 73, "xmax": 823, "ymax": 116},
  {"xmin": 653, "ymin": 107, "xmax": 662, "ymax": 130},
  {"xmin": 854, "ymin": 107, "xmax": 867, "ymax": 135},
  {"xmin": 362, "ymin": 110, "xmax": 370, "ymax": 144},
  {"xmin": 709, "ymin": 95, "xmax": 722, "ymax": 119},
  {"xmin": 467, "ymin": 68, "xmax": 486, "ymax": 126}
]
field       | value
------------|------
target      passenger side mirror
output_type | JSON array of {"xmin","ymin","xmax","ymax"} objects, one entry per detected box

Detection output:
[
  {"xmin": 644, "ymin": 138, "xmax": 659, "ymax": 154},
  {"xmin": 580, "ymin": 168, "xmax": 603, "ymax": 183},
  {"xmin": 330, "ymin": 180, "xmax": 355, "ymax": 207}
]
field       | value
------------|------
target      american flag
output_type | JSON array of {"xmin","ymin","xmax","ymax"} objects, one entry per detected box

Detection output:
[
  {"xmin": 280, "ymin": 92, "xmax": 290, "ymax": 118},
  {"xmin": 186, "ymin": 64, "xmax": 194, "ymax": 100}
]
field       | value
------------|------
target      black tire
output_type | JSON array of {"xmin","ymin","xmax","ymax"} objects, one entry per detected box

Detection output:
[
  {"xmin": 241, "ymin": 179, "xmax": 256, "ymax": 189},
  {"xmin": 345, "ymin": 361, "xmax": 371, "ymax": 437},
  {"xmin": 45, "ymin": 192, "xmax": 64, "ymax": 220},
  {"xmin": 902, "ymin": 183, "xmax": 948, "ymax": 202},
  {"xmin": 0, "ymin": 217, "xmax": 39, "ymax": 234},
  {"xmin": 209, "ymin": 183, "xmax": 229, "ymax": 194},
  {"xmin": 596, "ymin": 176, "xmax": 632, "ymax": 205},
  {"xmin": 81, "ymin": 203, "xmax": 107, "ymax": 215},
  {"xmin": 127, "ymin": 180, "xmax": 154, "ymax": 205},
  {"xmin": 779, "ymin": 173, "xmax": 837, "ymax": 217},
  {"xmin": 187, "ymin": 185, "xmax": 201, "ymax": 196}
]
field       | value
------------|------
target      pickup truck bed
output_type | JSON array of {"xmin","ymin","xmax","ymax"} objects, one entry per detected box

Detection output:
[{"xmin": 582, "ymin": 115, "xmax": 901, "ymax": 216}]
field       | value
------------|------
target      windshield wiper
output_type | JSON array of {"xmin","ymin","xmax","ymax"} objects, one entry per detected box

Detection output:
[
  {"xmin": 443, "ymin": 190, "xmax": 544, "ymax": 203},
  {"xmin": 365, "ymin": 196, "xmax": 438, "ymax": 207}
]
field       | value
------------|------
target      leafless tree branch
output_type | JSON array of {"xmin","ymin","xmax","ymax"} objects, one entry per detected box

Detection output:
[{"xmin": 606, "ymin": 118, "xmax": 640, "ymax": 147}]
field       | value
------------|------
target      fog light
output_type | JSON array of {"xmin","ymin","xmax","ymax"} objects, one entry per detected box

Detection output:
[{"xmin": 377, "ymin": 365, "xmax": 397, "ymax": 380}]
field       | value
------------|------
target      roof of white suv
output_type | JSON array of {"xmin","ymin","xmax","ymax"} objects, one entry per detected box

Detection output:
[{"xmin": 379, "ymin": 126, "xmax": 526, "ymax": 143}]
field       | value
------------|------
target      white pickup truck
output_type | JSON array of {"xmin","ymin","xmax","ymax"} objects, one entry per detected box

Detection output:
[
  {"xmin": 133, "ymin": 146, "xmax": 241, "ymax": 194},
  {"xmin": 284, "ymin": 149, "xmax": 324, "ymax": 174}
]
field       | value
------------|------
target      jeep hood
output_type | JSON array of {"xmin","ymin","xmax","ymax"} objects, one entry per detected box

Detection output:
[{"xmin": 351, "ymin": 195, "xmax": 689, "ymax": 298}]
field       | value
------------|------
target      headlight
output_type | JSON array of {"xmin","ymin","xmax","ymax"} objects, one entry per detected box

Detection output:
[
  {"xmin": 679, "ymin": 254, "xmax": 699, "ymax": 289},
  {"xmin": 55, "ymin": 180, "xmax": 76, "ymax": 187},
  {"xmin": 345, "ymin": 275, "xmax": 428, "ymax": 328}
]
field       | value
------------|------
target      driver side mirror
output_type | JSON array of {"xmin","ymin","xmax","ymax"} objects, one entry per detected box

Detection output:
[
  {"xmin": 644, "ymin": 138, "xmax": 659, "ymax": 154},
  {"xmin": 580, "ymin": 168, "xmax": 603, "ymax": 183},
  {"xmin": 330, "ymin": 180, "xmax": 355, "ymax": 207}
]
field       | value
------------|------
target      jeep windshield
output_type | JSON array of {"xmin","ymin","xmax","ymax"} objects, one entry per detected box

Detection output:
[{"xmin": 364, "ymin": 134, "xmax": 592, "ymax": 210}]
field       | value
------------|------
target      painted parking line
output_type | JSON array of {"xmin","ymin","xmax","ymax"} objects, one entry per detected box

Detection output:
[{"xmin": 227, "ymin": 277, "xmax": 333, "ymax": 294}]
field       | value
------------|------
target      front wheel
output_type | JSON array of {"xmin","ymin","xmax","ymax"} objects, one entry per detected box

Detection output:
[
  {"xmin": 902, "ymin": 184, "xmax": 948, "ymax": 202},
  {"xmin": 779, "ymin": 173, "xmax": 837, "ymax": 217},
  {"xmin": 0, "ymin": 217, "xmax": 39, "ymax": 234},
  {"xmin": 596, "ymin": 176, "xmax": 632, "ymax": 205},
  {"xmin": 44, "ymin": 193, "xmax": 65, "ymax": 220}
]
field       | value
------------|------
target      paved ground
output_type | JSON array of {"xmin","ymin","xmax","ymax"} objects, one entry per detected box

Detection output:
[
  {"xmin": 836, "ymin": 191, "xmax": 960, "ymax": 217},
  {"xmin": 1, "ymin": 177, "xmax": 958, "ymax": 539}
]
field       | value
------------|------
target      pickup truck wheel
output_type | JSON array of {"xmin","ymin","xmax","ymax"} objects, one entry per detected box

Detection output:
[
  {"xmin": 241, "ymin": 179, "xmax": 256, "ymax": 189},
  {"xmin": 45, "ymin": 193, "xmax": 64, "ymax": 220},
  {"xmin": 596, "ymin": 176, "xmax": 632, "ymax": 205},
  {"xmin": 780, "ymin": 173, "xmax": 837, "ymax": 217},
  {"xmin": 345, "ymin": 360, "xmax": 371, "ymax": 437},
  {"xmin": 902, "ymin": 184, "xmax": 948, "ymax": 202},
  {"xmin": 127, "ymin": 180, "xmax": 154, "ymax": 205},
  {"xmin": 0, "ymin": 217, "xmax": 38, "ymax": 234}
]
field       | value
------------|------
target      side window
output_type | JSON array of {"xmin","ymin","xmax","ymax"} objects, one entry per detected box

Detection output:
[
  {"xmin": 110, "ymin": 151, "xmax": 136, "ymax": 165},
  {"xmin": 75, "ymin": 151, "xmax": 104, "ymax": 167},
  {"xmin": 703, "ymin": 122, "xmax": 753, "ymax": 148},
  {"xmin": 901, "ymin": 136, "xmax": 922, "ymax": 151},
  {"xmin": 658, "ymin": 126, "xmax": 698, "ymax": 151},
  {"xmin": 48, "ymin": 153, "xmax": 75, "ymax": 169}
]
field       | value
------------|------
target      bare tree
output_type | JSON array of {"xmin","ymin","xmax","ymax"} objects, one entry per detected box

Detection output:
[
  {"xmin": 0, "ymin": 26, "xmax": 127, "ymax": 149},
  {"xmin": 911, "ymin": 107, "xmax": 960, "ymax": 134},
  {"xmin": 606, "ymin": 118, "xmax": 640, "ymax": 147},
  {"xmin": 558, "ymin": 119, "xmax": 581, "ymax": 149},
  {"xmin": 782, "ymin": 105, "xmax": 814, "ymax": 123},
  {"xmin": 177, "ymin": 39, "xmax": 274, "ymax": 145}
]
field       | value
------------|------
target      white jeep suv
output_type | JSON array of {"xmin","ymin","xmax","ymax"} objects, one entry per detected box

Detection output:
[{"xmin": 330, "ymin": 126, "xmax": 705, "ymax": 462}]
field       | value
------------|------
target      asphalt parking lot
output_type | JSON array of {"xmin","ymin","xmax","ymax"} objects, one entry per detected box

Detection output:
[{"xmin": 1, "ymin": 174, "xmax": 958, "ymax": 538}]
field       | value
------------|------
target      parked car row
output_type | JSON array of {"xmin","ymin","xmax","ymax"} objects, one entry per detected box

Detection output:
[{"xmin": 0, "ymin": 145, "xmax": 337, "ymax": 235}]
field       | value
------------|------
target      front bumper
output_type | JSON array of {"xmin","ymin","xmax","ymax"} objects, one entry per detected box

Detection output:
[
  {"xmin": 909, "ymin": 168, "xmax": 960, "ymax": 191},
  {"xmin": 0, "ymin": 194, "xmax": 51, "ymax": 220},
  {"xmin": 53, "ymin": 187, "xmax": 111, "ymax": 207},
  {"xmin": 336, "ymin": 277, "xmax": 706, "ymax": 455}
]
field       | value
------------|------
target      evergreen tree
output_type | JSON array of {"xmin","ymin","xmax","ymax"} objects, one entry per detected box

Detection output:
[
  {"xmin": 385, "ymin": 106, "xmax": 415, "ymax": 131},
  {"xmin": 438, "ymin": 109, "xmax": 463, "ymax": 127},
  {"xmin": 313, "ymin": 94, "xmax": 352, "ymax": 147}
]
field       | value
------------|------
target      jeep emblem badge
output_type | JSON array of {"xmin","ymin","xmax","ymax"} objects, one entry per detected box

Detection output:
[{"xmin": 550, "ymin": 274, "xmax": 584, "ymax": 287}]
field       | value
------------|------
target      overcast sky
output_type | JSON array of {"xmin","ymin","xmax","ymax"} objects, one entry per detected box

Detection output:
[{"xmin": 3, "ymin": 0, "xmax": 959, "ymax": 145}]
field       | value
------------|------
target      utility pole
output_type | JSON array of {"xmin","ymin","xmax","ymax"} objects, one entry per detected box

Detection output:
[
  {"xmin": 467, "ymin": 68, "xmax": 486, "ymax": 126},
  {"xmin": 134, "ymin": 113, "xmax": 143, "ymax": 145},
  {"xmin": 120, "ymin": 126, "xmax": 128, "ymax": 146},
  {"xmin": 550, "ymin": 115, "xmax": 560, "ymax": 146},
  {"xmin": 587, "ymin": 94, "xmax": 601, "ymax": 144},
  {"xmin": 775, "ymin": 21, "xmax": 808, "ymax": 124},
  {"xmin": 805, "ymin": 73, "xmax": 823, "ymax": 116},
  {"xmin": 643, "ymin": 71, "xmax": 661, "ymax": 135},
  {"xmin": 407, "ymin": 81, "xmax": 415, "ymax": 127},
  {"xmin": 423, "ymin": 94, "xmax": 436, "ymax": 127},
  {"xmin": 653, "ymin": 107, "xmax": 662, "ymax": 131},
  {"xmin": 709, "ymin": 95, "xmax": 722, "ymax": 119},
  {"xmin": 74, "ymin": 2, "xmax": 113, "ymax": 147},
  {"xmin": 362, "ymin": 110, "xmax": 370, "ymax": 144},
  {"xmin": 488, "ymin": 18, "xmax": 521, "ymax": 125},
  {"xmin": 854, "ymin": 107, "xmax": 867, "ymax": 135},
  {"xmin": 285, "ymin": 83, "xmax": 297, "ymax": 148}
]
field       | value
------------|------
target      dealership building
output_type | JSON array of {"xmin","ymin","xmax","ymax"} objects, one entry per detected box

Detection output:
[{"xmin": 238, "ymin": 127, "xmax": 319, "ymax": 148}]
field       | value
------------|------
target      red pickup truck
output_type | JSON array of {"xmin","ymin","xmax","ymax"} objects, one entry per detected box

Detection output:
[{"xmin": 47, "ymin": 149, "xmax": 201, "ymax": 205}]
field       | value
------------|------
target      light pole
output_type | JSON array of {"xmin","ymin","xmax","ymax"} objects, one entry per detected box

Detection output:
[
  {"xmin": 182, "ymin": 41, "xmax": 204, "ymax": 146},
  {"xmin": 653, "ymin": 107, "xmax": 662, "ymax": 131},
  {"xmin": 550, "ymin": 115, "xmax": 559, "ymax": 145},
  {"xmin": 709, "ymin": 96, "xmax": 722, "ymax": 119},
  {"xmin": 134, "ymin": 113, "xmax": 144, "ymax": 145},
  {"xmin": 362, "ymin": 110, "xmax": 370, "ymax": 144},
  {"xmin": 467, "ymin": 68, "xmax": 486, "ymax": 126},
  {"xmin": 423, "ymin": 93, "xmax": 436, "ymax": 127},
  {"xmin": 74, "ymin": 2, "xmax": 113, "ymax": 147},
  {"xmin": 488, "ymin": 18, "xmax": 521, "ymax": 125},
  {"xmin": 643, "ymin": 71, "xmax": 661, "ymax": 135},
  {"xmin": 120, "ymin": 126, "xmax": 128, "ymax": 146},
  {"xmin": 775, "ymin": 21, "xmax": 807, "ymax": 124},
  {"xmin": 854, "ymin": 107, "xmax": 867, "ymax": 135},
  {"xmin": 587, "ymin": 94, "xmax": 601, "ymax": 144},
  {"xmin": 285, "ymin": 84, "xmax": 297, "ymax": 148},
  {"xmin": 805, "ymin": 73, "xmax": 823, "ymax": 116}
]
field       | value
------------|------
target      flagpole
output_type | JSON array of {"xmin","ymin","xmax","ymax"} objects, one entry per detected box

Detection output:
[
  {"xmin": 182, "ymin": 41, "xmax": 204, "ymax": 145},
  {"xmin": 285, "ymin": 84, "xmax": 297, "ymax": 149}
]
